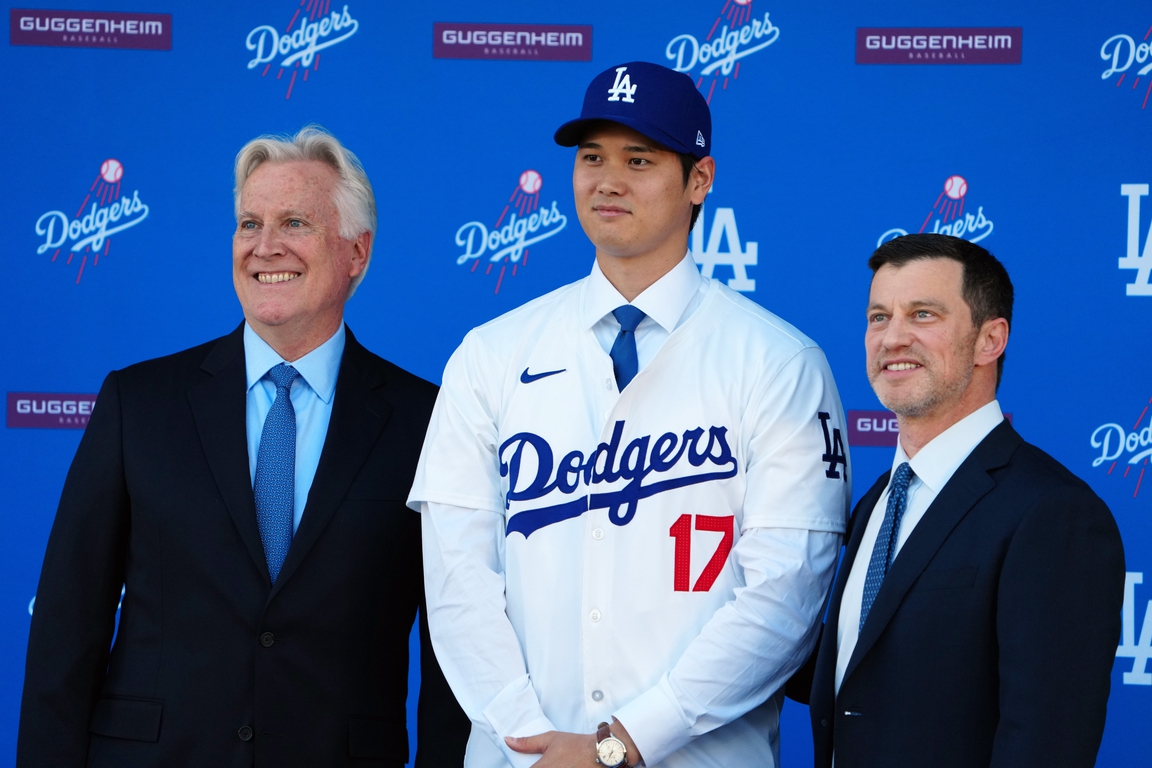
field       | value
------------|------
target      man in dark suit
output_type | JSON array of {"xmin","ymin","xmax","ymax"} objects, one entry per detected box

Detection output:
[
  {"xmin": 797, "ymin": 233, "xmax": 1125, "ymax": 768},
  {"xmin": 17, "ymin": 126, "xmax": 468, "ymax": 767}
]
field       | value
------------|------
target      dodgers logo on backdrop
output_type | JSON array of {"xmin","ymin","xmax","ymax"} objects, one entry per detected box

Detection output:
[
  {"xmin": 1119, "ymin": 571, "xmax": 1152, "ymax": 685},
  {"xmin": 245, "ymin": 3, "xmax": 359, "ymax": 99},
  {"xmin": 1090, "ymin": 395, "xmax": 1152, "ymax": 498},
  {"xmin": 34, "ymin": 158, "xmax": 150, "ymax": 284},
  {"xmin": 454, "ymin": 170, "xmax": 568, "ymax": 294},
  {"xmin": 1099, "ymin": 22, "xmax": 1152, "ymax": 110},
  {"xmin": 664, "ymin": 0, "xmax": 780, "ymax": 104},
  {"xmin": 502, "ymin": 419, "xmax": 738, "ymax": 538},
  {"xmin": 877, "ymin": 175, "xmax": 994, "ymax": 247},
  {"xmin": 1119, "ymin": 184, "xmax": 1152, "ymax": 295},
  {"xmin": 690, "ymin": 188, "xmax": 758, "ymax": 292}
]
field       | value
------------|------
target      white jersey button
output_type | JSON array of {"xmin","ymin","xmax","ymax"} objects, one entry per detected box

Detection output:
[
  {"xmin": 591, "ymin": 690, "xmax": 604, "ymax": 701},
  {"xmin": 592, "ymin": 528, "xmax": 604, "ymax": 539},
  {"xmin": 604, "ymin": 378, "xmax": 613, "ymax": 390},
  {"xmin": 590, "ymin": 609, "xmax": 602, "ymax": 622}
]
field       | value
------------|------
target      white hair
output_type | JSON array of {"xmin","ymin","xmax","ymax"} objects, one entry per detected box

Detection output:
[{"xmin": 233, "ymin": 125, "xmax": 376, "ymax": 297}]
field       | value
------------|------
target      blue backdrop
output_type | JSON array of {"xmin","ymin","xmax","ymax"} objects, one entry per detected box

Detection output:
[{"xmin": 2, "ymin": 1, "xmax": 1150, "ymax": 765}]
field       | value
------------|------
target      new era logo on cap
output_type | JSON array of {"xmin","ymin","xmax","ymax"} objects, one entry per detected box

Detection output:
[{"xmin": 554, "ymin": 60, "xmax": 712, "ymax": 159}]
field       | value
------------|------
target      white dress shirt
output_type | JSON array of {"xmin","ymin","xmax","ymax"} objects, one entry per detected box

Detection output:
[
  {"xmin": 835, "ymin": 400, "xmax": 1004, "ymax": 693},
  {"xmin": 412, "ymin": 254, "xmax": 850, "ymax": 767}
]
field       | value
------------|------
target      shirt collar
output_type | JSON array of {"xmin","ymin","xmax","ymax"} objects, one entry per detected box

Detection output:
[
  {"xmin": 243, "ymin": 322, "xmax": 345, "ymax": 404},
  {"xmin": 893, "ymin": 400, "xmax": 1005, "ymax": 494},
  {"xmin": 581, "ymin": 252, "xmax": 704, "ymax": 332}
]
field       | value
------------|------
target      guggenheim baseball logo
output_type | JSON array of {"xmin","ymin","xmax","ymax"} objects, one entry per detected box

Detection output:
[
  {"xmin": 1100, "ymin": 21, "xmax": 1152, "ymax": 110},
  {"xmin": 664, "ymin": 0, "xmax": 780, "ymax": 104},
  {"xmin": 35, "ymin": 158, "xmax": 150, "ymax": 284},
  {"xmin": 434, "ymin": 22, "xmax": 591, "ymax": 61},
  {"xmin": 454, "ymin": 170, "xmax": 568, "ymax": 294},
  {"xmin": 246, "ymin": 2, "xmax": 359, "ymax": 99},
  {"xmin": 878, "ymin": 175, "xmax": 994, "ymax": 247},
  {"xmin": 10, "ymin": 8, "xmax": 171, "ymax": 50},
  {"xmin": 7, "ymin": 392, "xmax": 97, "ymax": 429},
  {"xmin": 856, "ymin": 27, "xmax": 1021, "ymax": 65}
]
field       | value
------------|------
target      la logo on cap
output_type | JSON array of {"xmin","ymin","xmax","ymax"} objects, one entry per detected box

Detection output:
[{"xmin": 607, "ymin": 66, "xmax": 637, "ymax": 103}]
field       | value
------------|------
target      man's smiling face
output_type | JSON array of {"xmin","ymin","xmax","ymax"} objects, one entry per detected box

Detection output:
[
  {"xmin": 232, "ymin": 160, "xmax": 366, "ymax": 350},
  {"xmin": 865, "ymin": 258, "xmax": 979, "ymax": 419},
  {"xmin": 572, "ymin": 122, "xmax": 698, "ymax": 260}
]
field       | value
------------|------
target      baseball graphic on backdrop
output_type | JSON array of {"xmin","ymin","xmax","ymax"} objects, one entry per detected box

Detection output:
[
  {"xmin": 100, "ymin": 158, "xmax": 123, "ymax": 183},
  {"xmin": 943, "ymin": 175, "xmax": 967, "ymax": 200},
  {"xmin": 519, "ymin": 169, "xmax": 542, "ymax": 195}
]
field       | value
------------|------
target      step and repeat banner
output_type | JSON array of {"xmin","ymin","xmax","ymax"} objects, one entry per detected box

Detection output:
[{"xmin": 2, "ymin": 1, "xmax": 1149, "ymax": 765}]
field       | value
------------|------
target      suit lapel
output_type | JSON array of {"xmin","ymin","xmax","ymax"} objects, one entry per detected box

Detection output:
[
  {"xmin": 843, "ymin": 421, "xmax": 1021, "ymax": 683},
  {"xmin": 187, "ymin": 324, "xmax": 270, "ymax": 582},
  {"xmin": 270, "ymin": 329, "xmax": 393, "ymax": 598}
]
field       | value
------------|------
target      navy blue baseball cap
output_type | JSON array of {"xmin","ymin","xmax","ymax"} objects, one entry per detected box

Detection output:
[{"xmin": 554, "ymin": 61, "xmax": 712, "ymax": 159}]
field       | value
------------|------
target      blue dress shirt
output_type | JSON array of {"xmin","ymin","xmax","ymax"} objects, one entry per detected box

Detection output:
[{"xmin": 244, "ymin": 323, "xmax": 344, "ymax": 533}]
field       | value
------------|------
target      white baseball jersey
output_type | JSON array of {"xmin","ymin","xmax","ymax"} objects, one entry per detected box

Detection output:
[{"xmin": 410, "ymin": 256, "xmax": 851, "ymax": 767}]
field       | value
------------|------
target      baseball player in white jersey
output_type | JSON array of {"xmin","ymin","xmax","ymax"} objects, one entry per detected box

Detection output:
[{"xmin": 408, "ymin": 61, "xmax": 851, "ymax": 768}]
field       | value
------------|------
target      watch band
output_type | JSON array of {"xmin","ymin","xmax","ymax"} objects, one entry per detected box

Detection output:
[{"xmin": 596, "ymin": 721, "xmax": 630, "ymax": 768}]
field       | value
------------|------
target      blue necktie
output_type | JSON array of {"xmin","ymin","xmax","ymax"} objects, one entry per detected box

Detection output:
[
  {"xmin": 859, "ymin": 462, "xmax": 915, "ymax": 631},
  {"xmin": 254, "ymin": 363, "xmax": 299, "ymax": 584},
  {"xmin": 610, "ymin": 305, "xmax": 646, "ymax": 390}
]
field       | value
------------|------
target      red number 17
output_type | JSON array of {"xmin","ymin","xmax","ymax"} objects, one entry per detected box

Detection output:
[{"xmin": 668, "ymin": 514, "xmax": 734, "ymax": 592}]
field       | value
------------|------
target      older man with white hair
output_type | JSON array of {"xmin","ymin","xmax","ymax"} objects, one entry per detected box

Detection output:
[{"xmin": 18, "ymin": 126, "xmax": 468, "ymax": 768}]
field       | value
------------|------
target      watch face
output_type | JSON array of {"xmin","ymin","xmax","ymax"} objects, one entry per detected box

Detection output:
[{"xmin": 597, "ymin": 737, "xmax": 626, "ymax": 766}]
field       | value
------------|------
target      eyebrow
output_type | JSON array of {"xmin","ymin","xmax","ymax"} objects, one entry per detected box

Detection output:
[
  {"xmin": 578, "ymin": 140, "xmax": 657, "ymax": 153},
  {"xmin": 867, "ymin": 299, "xmax": 950, "ymax": 313}
]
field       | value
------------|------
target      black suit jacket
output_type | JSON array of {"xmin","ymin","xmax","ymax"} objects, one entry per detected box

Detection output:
[
  {"xmin": 803, "ymin": 420, "xmax": 1125, "ymax": 768},
  {"xmin": 18, "ymin": 324, "xmax": 469, "ymax": 767}
]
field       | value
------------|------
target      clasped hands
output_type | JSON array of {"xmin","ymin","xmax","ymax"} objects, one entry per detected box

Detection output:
[{"xmin": 505, "ymin": 717, "xmax": 642, "ymax": 767}]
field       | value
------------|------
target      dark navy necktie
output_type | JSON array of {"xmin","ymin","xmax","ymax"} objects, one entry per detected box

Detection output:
[
  {"xmin": 254, "ymin": 363, "xmax": 300, "ymax": 584},
  {"xmin": 610, "ymin": 305, "xmax": 646, "ymax": 391},
  {"xmin": 859, "ymin": 461, "xmax": 915, "ymax": 631}
]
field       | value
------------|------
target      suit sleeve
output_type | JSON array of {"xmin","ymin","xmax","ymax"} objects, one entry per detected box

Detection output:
[
  {"xmin": 17, "ymin": 371, "xmax": 131, "ymax": 767},
  {"xmin": 415, "ymin": 543, "xmax": 473, "ymax": 767},
  {"xmin": 990, "ymin": 485, "xmax": 1125, "ymax": 768}
]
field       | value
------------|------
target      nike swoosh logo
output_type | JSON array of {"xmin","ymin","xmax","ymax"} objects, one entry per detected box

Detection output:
[{"xmin": 520, "ymin": 367, "xmax": 566, "ymax": 384}]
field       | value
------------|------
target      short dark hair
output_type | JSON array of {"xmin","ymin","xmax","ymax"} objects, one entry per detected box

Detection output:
[
  {"xmin": 677, "ymin": 152, "xmax": 704, "ymax": 231},
  {"xmin": 868, "ymin": 234, "xmax": 1014, "ymax": 385}
]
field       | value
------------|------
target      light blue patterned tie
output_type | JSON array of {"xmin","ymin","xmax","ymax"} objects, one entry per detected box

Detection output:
[
  {"xmin": 610, "ymin": 305, "xmax": 646, "ymax": 390},
  {"xmin": 254, "ymin": 363, "xmax": 299, "ymax": 584},
  {"xmin": 860, "ymin": 462, "xmax": 915, "ymax": 631}
]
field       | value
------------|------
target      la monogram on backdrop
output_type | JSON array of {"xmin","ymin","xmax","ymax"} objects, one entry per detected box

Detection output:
[{"xmin": 12, "ymin": 12, "xmax": 1143, "ymax": 768}]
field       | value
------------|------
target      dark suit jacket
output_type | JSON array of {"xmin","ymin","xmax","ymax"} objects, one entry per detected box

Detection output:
[
  {"xmin": 802, "ymin": 420, "xmax": 1124, "ymax": 768},
  {"xmin": 18, "ymin": 324, "xmax": 469, "ymax": 767}
]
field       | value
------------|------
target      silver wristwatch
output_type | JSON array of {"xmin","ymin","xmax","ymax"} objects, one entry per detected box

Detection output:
[{"xmin": 595, "ymin": 721, "xmax": 628, "ymax": 768}]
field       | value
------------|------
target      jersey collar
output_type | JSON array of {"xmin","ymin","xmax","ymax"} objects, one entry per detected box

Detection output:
[{"xmin": 581, "ymin": 252, "xmax": 704, "ymax": 332}]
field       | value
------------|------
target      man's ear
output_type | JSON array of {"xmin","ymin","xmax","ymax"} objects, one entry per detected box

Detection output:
[
  {"xmin": 690, "ymin": 156, "xmax": 715, "ymax": 206},
  {"xmin": 974, "ymin": 317, "xmax": 1009, "ymax": 368},
  {"xmin": 348, "ymin": 231, "xmax": 372, "ymax": 278}
]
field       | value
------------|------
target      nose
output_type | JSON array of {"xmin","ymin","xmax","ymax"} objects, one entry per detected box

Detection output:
[
  {"xmin": 595, "ymin": 162, "xmax": 627, "ymax": 197},
  {"xmin": 879, "ymin": 314, "xmax": 914, "ymax": 351},
  {"xmin": 248, "ymin": 223, "xmax": 284, "ymax": 260}
]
